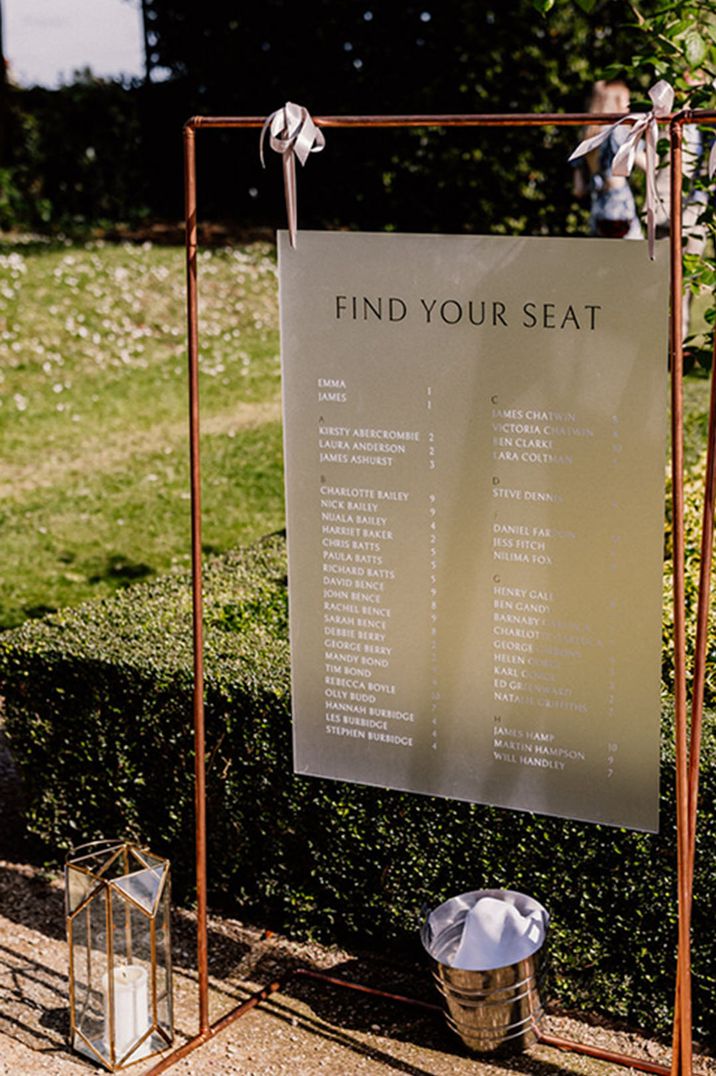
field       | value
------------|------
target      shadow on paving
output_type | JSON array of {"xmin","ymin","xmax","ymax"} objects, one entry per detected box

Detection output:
[
  {"xmin": 0, "ymin": 939, "xmax": 73, "ymax": 1064},
  {"xmin": 263, "ymin": 984, "xmax": 593, "ymax": 1076}
]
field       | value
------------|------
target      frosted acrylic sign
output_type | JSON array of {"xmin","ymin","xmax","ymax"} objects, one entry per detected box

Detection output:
[{"xmin": 279, "ymin": 231, "xmax": 668, "ymax": 831}]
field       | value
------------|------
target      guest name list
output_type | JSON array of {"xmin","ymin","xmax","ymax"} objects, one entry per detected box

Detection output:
[{"xmin": 279, "ymin": 231, "xmax": 668, "ymax": 831}]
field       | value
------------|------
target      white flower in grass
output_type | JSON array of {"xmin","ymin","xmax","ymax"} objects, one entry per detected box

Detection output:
[{"xmin": 13, "ymin": 393, "xmax": 28, "ymax": 411}]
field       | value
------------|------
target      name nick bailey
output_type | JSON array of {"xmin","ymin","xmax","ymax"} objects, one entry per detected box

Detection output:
[{"xmin": 335, "ymin": 295, "xmax": 602, "ymax": 331}]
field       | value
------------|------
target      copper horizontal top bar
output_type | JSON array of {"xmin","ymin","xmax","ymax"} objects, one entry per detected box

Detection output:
[{"xmin": 187, "ymin": 109, "xmax": 716, "ymax": 131}]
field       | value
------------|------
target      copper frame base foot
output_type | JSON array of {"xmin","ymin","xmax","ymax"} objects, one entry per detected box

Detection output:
[{"xmin": 144, "ymin": 968, "xmax": 673, "ymax": 1075}]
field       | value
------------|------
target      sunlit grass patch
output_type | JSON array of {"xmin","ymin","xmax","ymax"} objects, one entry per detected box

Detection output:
[{"xmin": 0, "ymin": 240, "xmax": 283, "ymax": 628}]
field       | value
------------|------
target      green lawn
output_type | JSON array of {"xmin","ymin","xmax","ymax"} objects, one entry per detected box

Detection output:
[
  {"xmin": 0, "ymin": 238, "xmax": 713, "ymax": 631},
  {"xmin": 0, "ymin": 240, "xmax": 284, "ymax": 628}
]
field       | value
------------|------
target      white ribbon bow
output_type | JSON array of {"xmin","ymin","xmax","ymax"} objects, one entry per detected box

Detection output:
[
  {"xmin": 260, "ymin": 102, "xmax": 326, "ymax": 248},
  {"xmin": 569, "ymin": 80, "xmax": 674, "ymax": 259}
]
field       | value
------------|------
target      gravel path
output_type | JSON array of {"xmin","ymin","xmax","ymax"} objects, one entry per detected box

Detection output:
[{"xmin": 1, "ymin": 859, "xmax": 715, "ymax": 1076}]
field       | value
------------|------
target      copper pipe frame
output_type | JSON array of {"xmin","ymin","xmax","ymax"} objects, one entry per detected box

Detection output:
[
  {"xmin": 146, "ymin": 109, "xmax": 716, "ymax": 1076},
  {"xmin": 146, "ymin": 965, "xmax": 673, "ymax": 1076},
  {"xmin": 672, "ymin": 113, "xmax": 716, "ymax": 1076},
  {"xmin": 669, "ymin": 118, "xmax": 689, "ymax": 1076},
  {"xmin": 183, "ymin": 124, "xmax": 210, "ymax": 1037}
]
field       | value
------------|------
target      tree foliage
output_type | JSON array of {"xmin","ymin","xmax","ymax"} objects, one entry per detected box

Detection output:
[
  {"xmin": 132, "ymin": 1, "xmax": 655, "ymax": 236},
  {"xmin": 535, "ymin": 0, "xmax": 716, "ymax": 366},
  {"xmin": 6, "ymin": 0, "xmax": 715, "ymax": 264}
]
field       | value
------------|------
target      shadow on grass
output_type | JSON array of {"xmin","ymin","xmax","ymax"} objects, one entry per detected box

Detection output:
[
  {"xmin": 88, "ymin": 554, "xmax": 154, "ymax": 586},
  {"xmin": 20, "ymin": 603, "xmax": 58, "ymax": 622}
]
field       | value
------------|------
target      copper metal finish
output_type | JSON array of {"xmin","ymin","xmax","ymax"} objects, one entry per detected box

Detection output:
[
  {"xmin": 188, "ymin": 110, "xmax": 686, "ymax": 130},
  {"xmin": 672, "ymin": 313, "xmax": 716, "ymax": 1076},
  {"xmin": 538, "ymin": 1031, "xmax": 672, "ymax": 1076},
  {"xmin": 668, "ymin": 121, "xmax": 692, "ymax": 1076},
  {"xmin": 688, "ymin": 333, "xmax": 716, "ymax": 879},
  {"xmin": 146, "ymin": 967, "xmax": 674, "ymax": 1076},
  {"xmin": 183, "ymin": 122, "xmax": 210, "ymax": 1037},
  {"xmin": 106, "ymin": 875, "xmax": 117, "ymax": 1068},
  {"xmin": 145, "ymin": 980, "xmax": 283, "ymax": 1074},
  {"xmin": 162, "ymin": 109, "xmax": 716, "ymax": 1076}
]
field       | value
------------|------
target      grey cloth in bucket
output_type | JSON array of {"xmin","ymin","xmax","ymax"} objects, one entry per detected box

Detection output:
[
  {"xmin": 452, "ymin": 895, "xmax": 546, "ymax": 970},
  {"xmin": 423, "ymin": 889, "xmax": 549, "ymax": 971}
]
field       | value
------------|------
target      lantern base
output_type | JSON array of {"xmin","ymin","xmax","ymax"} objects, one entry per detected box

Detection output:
[{"xmin": 73, "ymin": 1029, "xmax": 168, "ymax": 1072}]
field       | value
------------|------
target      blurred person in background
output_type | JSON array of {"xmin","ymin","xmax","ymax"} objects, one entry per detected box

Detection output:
[{"xmin": 572, "ymin": 79, "xmax": 644, "ymax": 240}]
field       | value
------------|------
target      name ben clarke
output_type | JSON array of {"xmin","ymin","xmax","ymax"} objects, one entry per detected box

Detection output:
[{"xmin": 335, "ymin": 295, "xmax": 602, "ymax": 331}]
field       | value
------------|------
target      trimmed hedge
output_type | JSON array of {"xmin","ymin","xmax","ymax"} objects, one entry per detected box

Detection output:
[{"xmin": 1, "ymin": 532, "xmax": 715, "ymax": 1043}]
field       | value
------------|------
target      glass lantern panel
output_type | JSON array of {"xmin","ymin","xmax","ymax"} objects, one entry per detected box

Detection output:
[
  {"xmin": 66, "ymin": 865, "xmax": 95, "ymax": 916},
  {"xmin": 71, "ymin": 889, "xmax": 111, "ymax": 1067},
  {"xmin": 129, "ymin": 847, "xmax": 167, "ymax": 872},
  {"xmin": 155, "ymin": 885, "xmax": 173, "ymax": 1041},
  {"xmin": 113, "ymin": 864, "xmax": 167, "ymax": 916},
  {"xmin": 108, "ymin": 891, "xmax": 156, "ymax": 1064},
  {"xmin": 69, "ymin": 842, "xmax": 125, "ymax": 879}
]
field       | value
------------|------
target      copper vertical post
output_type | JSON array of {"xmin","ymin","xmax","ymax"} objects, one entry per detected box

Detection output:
[
  {"xmin": 669, "ymin": 119, "xmax": 692, "ymax": 1076},
  {"xmin": 183, "ymin": 122, "xmax": 210, "ymax": 1036},
  {"xmin": 682, "ymin": 115, "xmax": 716, "ymax": 887},
  {"xmin": 106, "ymin": 887, "xmax": 116, "ymax": 1069},
  {"xmin": 679, "ymin": 122, "xmax": 716, "ymax": 1074},
  {"xmin": 688, "ymin": 337, "xmax": 716, "ymax": 879}
]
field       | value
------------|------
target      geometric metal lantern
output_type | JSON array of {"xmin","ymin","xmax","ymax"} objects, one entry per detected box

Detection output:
[{"xmin": 65, "ymin": 839, "xmax": 173, "ymax": 1071}]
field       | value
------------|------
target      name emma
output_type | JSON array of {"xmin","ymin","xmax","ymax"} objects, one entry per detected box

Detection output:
[{"xmin": 335, "ymin": 295, "xmax": 602, "ymax": 331}]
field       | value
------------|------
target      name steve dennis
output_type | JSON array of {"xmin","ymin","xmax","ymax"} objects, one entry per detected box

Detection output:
[{"xmin": 335, "ymin": 294, "xmax": 602, "ymax": 331}]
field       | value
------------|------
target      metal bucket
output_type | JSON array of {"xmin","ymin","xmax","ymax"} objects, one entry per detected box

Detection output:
[{"xmin": 420, "ymin": 889, "xmax": 548, "ymax": 1054}]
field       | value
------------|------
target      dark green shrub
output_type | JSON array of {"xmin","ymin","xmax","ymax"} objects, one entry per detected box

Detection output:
[
  {"xmin": 2, "ymin": 79, "xmax": 152, "ymax": 231},
  {"xmin": 1, "ymin": 532, "xmax": 714, "ymax": 1043}
]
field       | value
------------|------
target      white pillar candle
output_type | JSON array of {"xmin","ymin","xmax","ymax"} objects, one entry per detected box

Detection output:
[{"xmin": 102, "ymin": 964, "xmax": 152, "ymax": 1062}]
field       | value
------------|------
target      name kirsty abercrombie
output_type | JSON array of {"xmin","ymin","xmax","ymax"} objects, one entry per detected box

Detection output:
[{"xmin": 334, "ymin": 295, "xmax": 602, "ymax": 331}]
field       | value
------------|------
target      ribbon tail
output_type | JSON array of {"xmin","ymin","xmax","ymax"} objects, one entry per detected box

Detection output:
[
  {"xmin": 568, "ymin": 124, "xmax": 616, "ymax": 163},
  {"xmin": 646, "ymin": 203, "xmax": 655, "ymax": 260},
  {"xmin": 611, "ymin": 114, "xmax": 650, "ymax": 177},
  {"xmin": 709, "ymin": 140, "xmax": 716, "ymax": 180},
  {"xmin": 259, "ymin": 112, "xmax": 275, "ymax": 169},
  {"xmin": 645, "ymin": 120, "xmax": 657, "ymax": 260},
  {"xmin": 282, "ymin": 153, "xmax": 298, "ymax": 248}
]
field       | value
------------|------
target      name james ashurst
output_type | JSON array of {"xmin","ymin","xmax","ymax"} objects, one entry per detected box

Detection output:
[{"xmin": 335, "ymin": 295, "xmax": 602, "ymax": 331}]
